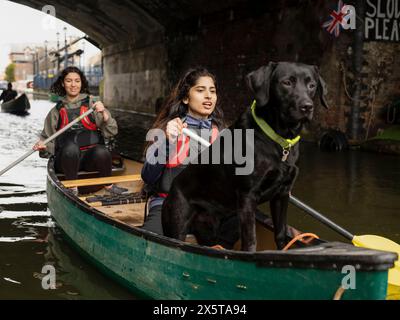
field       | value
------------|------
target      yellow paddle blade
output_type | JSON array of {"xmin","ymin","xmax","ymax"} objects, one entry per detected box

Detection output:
[
  {"xmin": 388, "ymin": 267, "xmax": 400, "ymax": 287},
  {"xmin": 352, "ymin": 235, "xmax": 400, "ymax": 287},
  {"xmin": 352, "ymin": 235, "xmax": 400, "ymax": 254},
  {"xmin": 387, "ymin": 283, "xmax": 400, "ymax": 300}
]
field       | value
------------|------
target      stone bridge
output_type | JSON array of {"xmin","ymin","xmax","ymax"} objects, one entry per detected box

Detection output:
[{"xmin": 12, "ymin": 0, "xmax": 400, "ymax": 146}]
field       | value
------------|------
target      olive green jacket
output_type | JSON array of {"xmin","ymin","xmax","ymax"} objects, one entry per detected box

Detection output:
[{"xmin": 39, "ymin": 94, "xmax": 118, "ymax": 158}]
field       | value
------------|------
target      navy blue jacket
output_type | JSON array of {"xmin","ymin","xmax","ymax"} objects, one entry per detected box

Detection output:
[{"xmin": 141, "ymin": 115, "xmax": 214, "ymax": 209}]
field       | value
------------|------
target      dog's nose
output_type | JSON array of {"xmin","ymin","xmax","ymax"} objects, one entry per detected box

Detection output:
[{"xmin": 300, "ymin": 103, "xmax": 314, "ymax": 114}]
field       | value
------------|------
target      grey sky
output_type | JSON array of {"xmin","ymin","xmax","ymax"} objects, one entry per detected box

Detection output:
[{"xmin": 0, "ymin": 0, "xmax": 100, "ymax": 72}]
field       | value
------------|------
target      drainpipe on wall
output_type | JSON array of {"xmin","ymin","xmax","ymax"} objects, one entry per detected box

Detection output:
[{"xmin": 349, "ymin": 0, "xmax": 365, "ymax": 142}]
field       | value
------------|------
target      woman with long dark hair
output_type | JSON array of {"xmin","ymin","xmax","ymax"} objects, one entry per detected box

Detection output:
[
  {"xmin": 141, "ymin": 67, "xmax": 225, "ymax": 234},
  {"xmin": 33, "ymin": 66, "xmax": 127, "ymax": 196}
]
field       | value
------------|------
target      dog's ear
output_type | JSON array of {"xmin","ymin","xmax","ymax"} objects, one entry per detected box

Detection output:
[
  {"xmin": 314, "ymin": 66, "xmax": 329, "ymax": 109},
  {"xmin": 246, "ymin": 62, "xmax": 277, "ymax": 107}
]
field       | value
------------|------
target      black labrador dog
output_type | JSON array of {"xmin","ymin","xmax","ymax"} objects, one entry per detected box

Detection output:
[{"xmin": 162, "ymin": 62, "xmax": 328, "ymax": 251}]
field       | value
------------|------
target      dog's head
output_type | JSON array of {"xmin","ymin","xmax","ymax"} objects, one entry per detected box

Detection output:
[{"xmin": 246, "ymin": 62, "xmax": 329, "ymax": 125}]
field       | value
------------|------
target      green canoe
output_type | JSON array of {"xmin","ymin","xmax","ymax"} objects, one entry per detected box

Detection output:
[{"xmin": 46, "ymin": 157, "xmax": 397, "ymax": 300}]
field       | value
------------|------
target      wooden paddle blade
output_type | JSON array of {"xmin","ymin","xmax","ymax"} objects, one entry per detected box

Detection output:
[{"xmin": 352, "ymin": 235, "xmax": 400, "ymax": 286}]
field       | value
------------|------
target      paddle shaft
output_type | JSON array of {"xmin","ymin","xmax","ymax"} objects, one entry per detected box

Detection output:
[
  {"xmin": 0, "ymin": 106, "xmax": 96, "ymax": 177},
  {"xmin": 182, "ymin": 128, "xmax": 211, "ymax": 147},
  {"xmin": 182, "ymin": 128, "xmax": 355, "ymax": 241},
  {"xmin": 288, "ymin": 195, "xmax": 354, "ymax": 241}
]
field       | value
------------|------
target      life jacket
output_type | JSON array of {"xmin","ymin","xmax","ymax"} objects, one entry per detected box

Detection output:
[
  {"xmin": 157, "ymin": 125, "xmax": 219, "ymax": 196},
  {"xmin": 55, "ymin": 97, "xmax": 103, "ymax": 151}
]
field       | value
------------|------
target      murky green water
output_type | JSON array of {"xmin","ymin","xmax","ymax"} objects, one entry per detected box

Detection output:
[
  {"xmin": 289, "ymin": 143, "xmax": 400, "ymax": 243},
  {"xmin": 0, "ymin": 97, "xmax": 398, "ymax": 299}
]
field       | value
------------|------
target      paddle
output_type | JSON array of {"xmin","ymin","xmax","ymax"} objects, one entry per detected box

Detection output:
[
  {"xmin": 289, "ymin": 195, "xmax": 400, "ymax": 286},
  {"xmin": 0, "ymin": 105, "xmax": 96, "ymax": 177},
  {"xmin": 182, "ymin": 128, "xmax": 400, "ymax": 287}
]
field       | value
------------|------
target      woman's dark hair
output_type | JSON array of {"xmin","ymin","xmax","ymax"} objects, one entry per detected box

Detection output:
[
  {"xmin": 151, "ymin": 67, "xmax": 225, "ymax": 132},
  {"xmin": 50, "ymin": 66, "xmax": 90, "ymax": 96}
]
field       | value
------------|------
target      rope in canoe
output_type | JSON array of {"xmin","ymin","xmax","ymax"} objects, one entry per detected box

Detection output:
[
  {"xmin": 282, "ymin": 233, "xmax": 320, "ymax": 251},
  {"xmin": 333, "ymin": 286, "xmax": 347, "ymax": 300}
]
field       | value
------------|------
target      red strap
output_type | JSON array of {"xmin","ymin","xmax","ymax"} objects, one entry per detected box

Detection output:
[
  {"xmin": 166, "ymin": 135, "xmax": 190, "ymax": 168},
  {"xmin": 211, "ymin": 126, "xmax": 219, "ymax": 143},
  {"xmin": 158, "ymin": 193, "xmax": 168, "ymax": 198},
  {"xmin": 58, "ymin": 105, "xmax": 97, "ymax": 131},
  {"xmin": 80, "ymin": 106, "xmax": 97, "ymax": 131},
  {"xmin": 58, "ymin": 108, "xmax": 69, "ymax": 129},
  {"xmin": 166, "ymin": 125, "xmax": 219, "ymax": 168},
  {"xmin": 79, "ymin": 144, "xmax": 97, "ymax": 151}
]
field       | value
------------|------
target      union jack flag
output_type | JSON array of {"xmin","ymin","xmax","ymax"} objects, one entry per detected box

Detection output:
[{"xmin": 322, "ymin": 0, "xmax": 350, "ymax": 37}]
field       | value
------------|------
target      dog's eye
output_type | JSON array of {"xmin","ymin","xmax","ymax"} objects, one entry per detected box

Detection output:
[
  {"xmin": 308, "ymin": 83, "xmax": 316, "ymax": 90},
  {"xmin": 282, "ymin": 80, "xmax": 291, "ymax": 86}
]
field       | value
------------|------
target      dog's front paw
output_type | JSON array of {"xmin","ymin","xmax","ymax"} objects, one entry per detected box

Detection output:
[{"xmin": 276, "ymin": 241, "xmax": 287, "ymax": 250}]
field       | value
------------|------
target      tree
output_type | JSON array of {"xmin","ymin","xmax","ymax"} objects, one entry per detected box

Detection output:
[{"xmin": 4, "ymin": 63, "xmax": 16, "ymax": 83}]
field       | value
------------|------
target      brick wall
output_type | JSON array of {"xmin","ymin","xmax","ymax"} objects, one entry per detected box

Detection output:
[
  {"xmin": 164, "ymin": 0, "xmax": 400, "ymax": 142},
  {"xmin": 165, "ymin": 1, "xmax": 334, "ymax": 125}
]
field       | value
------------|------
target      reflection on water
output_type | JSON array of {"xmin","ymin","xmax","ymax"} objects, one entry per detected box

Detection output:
[{"xmin": 0, "ymin": 97, "xmax": 399, "ymax": 299}]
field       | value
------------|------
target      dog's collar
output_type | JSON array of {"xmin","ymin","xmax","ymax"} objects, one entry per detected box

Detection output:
[{"xmin": 251, "ymin": 100, "xmax": 301, "ymax": 161}]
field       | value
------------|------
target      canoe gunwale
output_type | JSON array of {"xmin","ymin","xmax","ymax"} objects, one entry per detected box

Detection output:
[{"xmin": 47, "ymin": 158, "xmax": 398, "ymax": 272}]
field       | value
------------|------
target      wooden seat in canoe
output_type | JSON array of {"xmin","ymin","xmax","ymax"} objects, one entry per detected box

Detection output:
[{"xmin": 62, "ymin": 174, "xmax": 142, "ymax": 188}]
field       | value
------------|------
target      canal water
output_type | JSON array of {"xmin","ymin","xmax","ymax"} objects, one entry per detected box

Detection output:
[{"xmin": 0, "ymin": 98, "xmax": 399, "ymax": 299}]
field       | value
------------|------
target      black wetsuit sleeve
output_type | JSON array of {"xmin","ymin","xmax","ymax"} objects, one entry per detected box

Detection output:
[{"xmin": 141, "ymin": 142, "xmax": 168, "ymax": 186}]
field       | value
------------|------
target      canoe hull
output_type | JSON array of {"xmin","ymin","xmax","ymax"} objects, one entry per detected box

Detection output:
[
  {"xmin": 47, "ymin": 169, "xmax": 394, "ymax": 300},
  {"xmin": 1, "ymin": 94, "xmax": 30, "ymax": 115}
]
